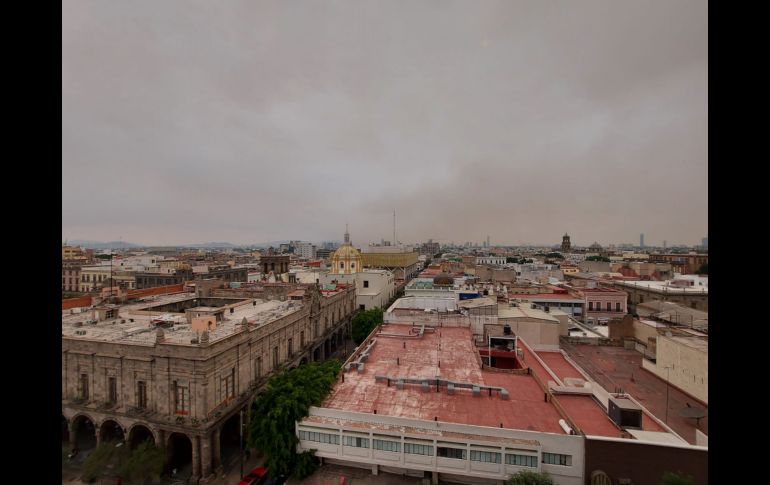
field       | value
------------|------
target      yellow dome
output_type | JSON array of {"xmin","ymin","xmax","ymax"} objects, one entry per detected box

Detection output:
[
  {"xmin": 331, "ymin": 226, "xmax": 362, "ymax": 274},
  {"xmin": 331, "ymin": 244, "xmax": 362, "ymax": 275}
]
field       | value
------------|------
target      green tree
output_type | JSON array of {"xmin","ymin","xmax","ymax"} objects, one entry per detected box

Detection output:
[
  {"xmin": 545, "ymin": 252, "xmax": 564, "ymax": 259},
  {"xmin": 292, "ymin": 450, "xmax": 319, "ymax": 480},
  {"xmin": 697, "ymin": 263, "xmax": 708, "ymax": 274},
  {"xmin": 507, "ymin": 470, "xmax": 555, "ymax": 485},
  {"xmin": 351, "ymin": 308, "xmax": 383, "ymax": 344},
  {"xmin": 662, "ymin": 471, "xmax": 694, "ymax": 485},
  {"xmin": 247, "ymin": 360, "xmax": 341, "ymax": 477},
  {"xmin": 586, "ymin": 255, "xmax": 610, "ymax": 262},
  {"xmin": 117, "ymin": 441, "xmax": 165, "ymax": 484},
  {"xmin": 81, "ymin": 441, "xmax": 130, "ymax": 483}
]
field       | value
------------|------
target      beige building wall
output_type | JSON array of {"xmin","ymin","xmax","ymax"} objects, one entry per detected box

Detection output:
[
  {"xmin": 621, "ymin": 285, "xmax": 709, "ymax": 312},
  {"xmin": 497, "ymin": 317, "xmax": 561, "ymax": 350},
  {"xmin": 643, "ymin": 336, "xmax": 708, "ymax": 405},
  {"xmin": 79, "ymin": 266, "xmax": 113, "ymax": 292}
]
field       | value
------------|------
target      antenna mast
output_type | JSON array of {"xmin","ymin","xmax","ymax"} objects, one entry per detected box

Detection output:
[{"xmin": 393, "ymin": 209, "xmax": 396, "ymax": 246}]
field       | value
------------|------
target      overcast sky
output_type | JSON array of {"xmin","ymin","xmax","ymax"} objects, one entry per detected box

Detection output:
[{"xmin": 62, "ymin": 0, "xmax": 707, "ymax": 247}]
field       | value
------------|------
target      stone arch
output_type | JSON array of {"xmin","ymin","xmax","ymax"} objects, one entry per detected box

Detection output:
[
  {"xmin": 167, "ymin": 432, "xmax": 193, "ymax": 477},
  {"xmin": 128, "ymin": 423, "xmax": 156, "ymax": 449},
  {"xmin": 219, "ymin": 412, "xmax": 243, "ymax": 468},
  {"xmin": 71, "ymin": 413, "xmax": 97, "ymax": 452},
  {"xmin": 99, "ymin": 419, "xmax": 126, "ymax": 444}
]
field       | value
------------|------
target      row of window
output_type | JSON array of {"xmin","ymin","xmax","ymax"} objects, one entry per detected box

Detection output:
[
  {"xmin": 344, "ymin": 436, "xmax": 369, "ymax": 448},
  {"xmin": 299, "ymin": 430, "xmax": 340, "ymax": 445},
  {"xmin": 588, "ymin": 302, "xmax": 623, "ymax": 311},
  {"xmin": 81, "ymin": 274, "xmax": 108, "ymax": 282},
  {"xmin": 373, "ymin": 439, "xmax": 400, "ymax": 452},
  {"xmin": 297, "ymin": 432, "xmax": 565, "ymax": 467},
  {"xmin": 77, "ymin": 374, "xmax": 147, "ymax": 409}
]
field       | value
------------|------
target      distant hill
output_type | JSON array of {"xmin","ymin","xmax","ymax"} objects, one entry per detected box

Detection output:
[
  {"xmin": 185, "ymin": 242, "xmax": 239, "ymax": 249},
  {"xmin": 67, "ymin": 240, "xmax": 142, "ymax": 249}
]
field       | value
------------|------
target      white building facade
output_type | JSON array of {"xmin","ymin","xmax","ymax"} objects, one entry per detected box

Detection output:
[{"xmin": 298, "ymin": 408, "xmax": 584, "ymax": 485}]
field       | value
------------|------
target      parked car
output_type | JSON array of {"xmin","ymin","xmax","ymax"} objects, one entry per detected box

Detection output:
[{"xmin": 239, "ymin": 466, "xmax": 268, "ymax": 485}]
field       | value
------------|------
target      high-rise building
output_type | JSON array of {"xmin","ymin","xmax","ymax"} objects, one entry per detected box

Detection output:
[
  {"xmin": 561, "ymin": 233, "xmax": 571, "ymax": 252},
  {"xmin": 663, "ymin": 240, "xmax": 667, "ymax": 250},
  {"xmin": 701, "ymin": 236, "xmax": 708, "ymax": 248},
  {"xmin": 640, "ymin": 233, "xmax": 645, "ymax": 248},
  {"xmin": 420, "ymin": 239, "xmax": 440, "ymax": 257},
  {"xmin": 295, "ymin": 241, "xmax": 316, "ymax": 259}
]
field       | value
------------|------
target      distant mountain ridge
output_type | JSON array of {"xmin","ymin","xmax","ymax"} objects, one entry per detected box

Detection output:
[
  {"xmin": 64, "ymin": 240, "xmax": 331, "ymax": 249},
  {"xmin": 66, "ymin": 240, "xmax": 141, "ymax": 249}
]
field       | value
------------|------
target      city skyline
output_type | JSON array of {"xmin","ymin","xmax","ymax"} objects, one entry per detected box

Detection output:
[
  {"xmin": 61, "ymin": 233, "xmax": 706, "ymax": 249},
  {"xmin": 63, "ymin": 0, "xmax": 707, "ymax": 247}
]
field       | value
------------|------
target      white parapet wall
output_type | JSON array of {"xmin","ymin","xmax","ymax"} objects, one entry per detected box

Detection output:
[{"xmin": 297, "ymin": 407, "xmax": 584, "ymax": 485}]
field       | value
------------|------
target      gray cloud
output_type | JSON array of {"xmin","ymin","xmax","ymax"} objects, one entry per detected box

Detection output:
[{"xmin": 63, "ymin": 0, "xmax": 707, "ymax": 247}]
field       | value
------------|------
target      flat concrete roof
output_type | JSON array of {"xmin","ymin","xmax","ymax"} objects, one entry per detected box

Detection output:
[
  {"xmin": 322, "ymin": 324, "xmax": 567, "ymax": 434},
  {"xmin": 498, "ymin": 304, "xmax": 559, "ymax": 322},
  {"xmin": 535, "ymin": 351, "xmax": 586, "ymax": 382},
  {"xmin": 62, "ymin": 293, "xmax": 303, "ymax": 346},
  {"xmin": 662, "ymin": 335, "xmax": 708, "ymax": 352},
  {"xmin": 616, "ymin": 280, "xmax": 708, "ymax": 294}
]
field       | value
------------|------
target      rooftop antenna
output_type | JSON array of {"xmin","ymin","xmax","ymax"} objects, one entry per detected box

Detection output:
[{"xmin": 393, "ymin": 209, "xmax": 396, "ymax": 246}]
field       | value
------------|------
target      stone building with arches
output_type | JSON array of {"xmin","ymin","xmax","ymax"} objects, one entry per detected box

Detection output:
[{"xmin": 62, "ymin": 284, "xmax": 355, "ymax": 483}]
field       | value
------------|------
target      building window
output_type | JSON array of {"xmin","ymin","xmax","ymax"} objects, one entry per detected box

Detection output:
[
  {"xmin": 79, "ymin": 374, "xmax": 89, "ymax": 400},
  {"xmin": 255, "ymin": 357, "xmax": 262, "ymax": 378},
  {"xmin": 340, "ymin": 262, "xmax": 344, "ymax": 269},
  {"xmin": 300, "ymin": 430, "xmax": 339, "ymax": 445},
  {"xmin": 588, "ymin": 302, "xmax": 593, "ymax": 311},
  {"xmin": 359, "ymin": 305, "xmax": 365, "ymax": 311},
  {"xmin": 300, "ymin": 331, "xmax": 305, "ymax": 348},
  {"xmin": 363, "ymin": 280, "xmax": 369, "ymax": 288},
  {"xmin": 542, "ymin": 452, "xmax": 571, "ymax": 466},
  {"xmin": 273, "ymin": 346, "xmax": 279, "ymax": 369},
  {"xmin": 691, "ymin": 301, "xmax": 697, "ymax": 309},
  {"xmin": 373, "ymin": 439, "xmax": 401, "ymax": 452},
  {"xmin": 437, "ymin": 446, "xmax": 467, "ymax": 460},
  {"xmin": 351, "ymin": 263, "xmax": 355, "ymax": 269},
  {"xmin": 506, "ymin": 454, "xmax": 537, "ymax": 467},
  {"xmin": 404, "ymin": 443, "xmax": 434, "ymax": 456},
  {"xmin": 108, "ymin": 377, "xmax": 117, "ymax": 403},
  {"xmin": 173, "ymin": 381, "xmax": 189, "ymax": 415},
  {"xmin": 616, "ymin": 302, "xmax": 621, "ymax": 312},
  {"xmin": 343, "ymin": 436, "xmax": 369, "ymax": 448},
  {"xmin": 137, "ymin": 381, "xmax": 147, "ymax": 409},
  {"xmin": 470, "ymin": 450, "xmax": 501, "ymax": 463},
  {"xmin": 221, "ymin": 369, "xmax": 235, "ymax": 401},
  {"xmin": 288, "ymin": 338, "xmax": 293, "ymax": 357}
]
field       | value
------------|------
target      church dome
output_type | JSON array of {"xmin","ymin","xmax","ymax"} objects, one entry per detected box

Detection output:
[
  {"xmin": 433, "ymin": 273, "xmax": 454, "ymax": 286},
  {"xmin": 331, "ymin": 226, "xmax": 362, "ymax": 275}
]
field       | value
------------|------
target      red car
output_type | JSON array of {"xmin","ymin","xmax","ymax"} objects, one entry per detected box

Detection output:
[{"xmin": 239, "ymin": 466, "xmax": 268, "ymax": 485}]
